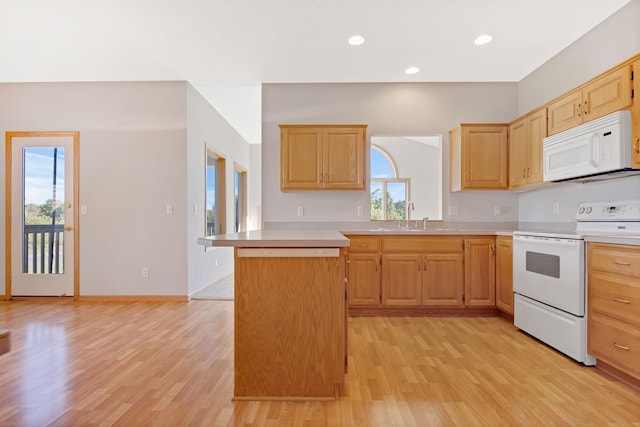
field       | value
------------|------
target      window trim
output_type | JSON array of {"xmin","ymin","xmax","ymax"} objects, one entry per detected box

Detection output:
[{"xmin": 234, "ymin": 162, "xmax": 248, "ymax": 233}]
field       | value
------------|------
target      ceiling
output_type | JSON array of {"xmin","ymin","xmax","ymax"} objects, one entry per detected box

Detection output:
[{"xmin": 0, "ymin": 0, "xmax": 632, "ymax": 143}]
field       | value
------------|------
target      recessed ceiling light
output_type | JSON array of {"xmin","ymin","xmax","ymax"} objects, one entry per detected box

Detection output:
[
  {"xmin": 474, "ymin": 34, "xmax": 493, "ymax": 45},
  {"xmin": 405, "ymin": 66, "xmax": 420, "ymax": 75},
  {"xmin": 348, "ymin": 35, "xmax": 365, "ymax": 46}
]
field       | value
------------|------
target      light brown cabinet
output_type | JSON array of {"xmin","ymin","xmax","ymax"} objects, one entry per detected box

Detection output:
[
  {"xmin": 587, "ymin": 242, "xmax": 640, "ymax": 381},
  {"xmin": 449, "ymin": 124, "xmax": 508, "ymax": 191},
  {"xmin": 280, "ymin": 124, "xmax": 367, "ymax": 191},
  {"xmin": 346, "ymin": 236, "xmax": 381, "ymax": 306},
  {"xmin": 547, "ymin": 65, "xmax": 633, "ymax": 136},
  {"xmin": 509, "ymin": 108, "xmax": 546, "ymax": 189},
  {"xmin": 381, "ymin": 253, "xmax": 423, "ymax": 306},
  {"xmin": 381, "ymin": 236, "xmax": 466, "ymax": 308},
  {"xmin": 233, "ymin": 247, "xmax": 346, "ymax": 399},
  {"xmin": 633, "ymin": 59, "xmax": 640, "ymax": 169},
  {"xmin": 495, "ymin": 236, "xmax": 513, "ymax": 315},
  {"xmin": 346, "ymin": 235, "xmax": 498, "ymax": 314},
  {"xmin": 463, "ymin": 238, "xmax": 496, "ymax": 307},
  {"xmin": 422, "ymin": 253, "xmax": 464, "ymax": 306}
]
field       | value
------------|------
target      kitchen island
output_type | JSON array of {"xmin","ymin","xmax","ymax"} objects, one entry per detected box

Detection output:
[{"xmin": 198, "ymin": 230, "xmax": 349, "ymax": 401}]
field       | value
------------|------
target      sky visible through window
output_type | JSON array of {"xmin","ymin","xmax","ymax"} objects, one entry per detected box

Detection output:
[
  {"xmin": 24, "ymin": 147, "xmax": 65, "ymax": 205},
  {"xmin": 371, "ymin": 147, "xmax": 405, "ymax": 202}
]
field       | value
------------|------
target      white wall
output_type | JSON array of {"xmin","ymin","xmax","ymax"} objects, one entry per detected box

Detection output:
[
  {"xmin": 186, "ymin": 84, "xmax": 252, "ymax": 295},
  {"xmin": 518, "ymin": 0, "xmax": 640, "ymax": 115},
  {"xmin": 0, "ymin": 81, "xmax": 189, "ymax": 296},
  {"xmin": 0, "ymin": 81, "xmax": 252, "ymax": 297},
  {"xmin": 262, "ymin": 82, "xmax": 520, "ymax": 228},
  {"xmin": 517, "ymin": 0, "xmax": 640, "ymax": 222}
]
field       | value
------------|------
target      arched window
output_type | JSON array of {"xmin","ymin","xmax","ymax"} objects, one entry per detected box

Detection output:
[{"xmin": 370, "ymin": 145, "xmax": 409, "ymax": 220}]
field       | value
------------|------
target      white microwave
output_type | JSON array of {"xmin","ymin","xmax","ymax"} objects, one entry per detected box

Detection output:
[{"xmin": 543, "ymin": 110, "xmax": 639, "ymax": 182}]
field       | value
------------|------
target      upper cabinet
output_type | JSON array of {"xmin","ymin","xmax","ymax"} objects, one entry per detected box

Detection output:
[
  {"xmin": 280, "ymin": 124, "xmax": 367, "ymax": 191},
  {"xmin": 633, "ymin": 59, "xmax": 640, "ymax": 169},
  {"xmin": 547, "ymin": 65, "xmax": 633, "ymax": 136},
  {"xmin": 450, "ymin": 124, "xmax": 508, "ymax": 192},
  {"xmin": 509, "ymin": 107, "xmax": 546, "ymax": 189}
]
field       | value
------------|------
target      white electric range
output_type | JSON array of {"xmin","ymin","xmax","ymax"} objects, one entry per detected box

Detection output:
[{"xmin": 512, "ymin": 199, "xmax": 640, "ymax": 365}]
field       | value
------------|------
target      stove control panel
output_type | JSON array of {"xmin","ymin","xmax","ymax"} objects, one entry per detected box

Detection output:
[{"xmin": 575, "ymin": 199, "xmax": 640, "ymax": 221}]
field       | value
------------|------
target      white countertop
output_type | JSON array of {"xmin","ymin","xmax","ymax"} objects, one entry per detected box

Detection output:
[{"xmin": 197, "ymin": 229, "xmax": 350, "ymax": 248}]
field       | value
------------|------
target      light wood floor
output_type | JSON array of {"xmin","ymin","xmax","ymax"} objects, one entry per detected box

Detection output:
[{"xmin": 0, "ymin": 300, "xmax": 639, "ymax": 426}]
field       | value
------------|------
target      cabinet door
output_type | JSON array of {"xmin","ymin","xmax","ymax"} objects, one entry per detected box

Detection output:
[
  {"xmin": 348, "ymin": 253, "xmax": 381, "ymax": 306},
  {"xmin": 633, "ymin": 59, "xmax": 640, "ymax": 169},
  {"xmin": 527, "ymin": 108, "xmax": 546, "ymax": 185},
  {"xmin": 582, "ymin": 65, "xmax": 632, "ymax": 122},
  {"xmin": 461, "ymin": 125, "xmax": 508, "ymax": 189},
  {"xmin": 464, "ymin": 238, "xmax": 496, "ymax": 307},
  {"xmin": 322, "ymin": 127, "xmax": 366, "ymax": 190},
  {"xmin": 495, "ymin": 236, "xmax": 513, "ymax": 315},
  {"xmin": 280, "ymin": 127, "xmax": 323, "ymax": 190},
  {"xmin": 421, "ymin": 253, "xmax": 464, "ymax": 306},
  {"xmin": 508, "ymin": 118, "xmax": 528, "ymax": 188},
  {"xmin": 547, "ymin": 89, "xmax": 583, "ymax": 135},
  {"xmin": 381, "ymin": 254, "xmax": 421, "ymax": 306}
]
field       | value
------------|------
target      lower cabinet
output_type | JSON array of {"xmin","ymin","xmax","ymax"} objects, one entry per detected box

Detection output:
[
  {"xmin": 348, "ymin": 253, "xmax": 381, "ymax": 306},
  {"xmin": 380, "ymin": 252, "xmax": 464, "ymax": 306},
  {"xmin": 587, "ymin": 242, "xmax": 640, "ymax": 382},
  {"xmin": 422, "ymin": 253, "xmax": 464, "ymax": 306},
  {"xmin": 463, "ymin": 238, "xmax": 496, "ymax": 306},
  {"xmin": 346, "ymin": 235, "xmax": 496, "ymax": 313},
  {"xmin": 381, "ymin": 254, "xmax": 422, "ymax": 306},
  {"xmin": 495, "ymin": 236, "xmax": 514, "ymax": 315}
]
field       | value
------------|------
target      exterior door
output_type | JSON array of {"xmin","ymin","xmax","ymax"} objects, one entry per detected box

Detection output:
[{"xmin": 7, "ymin": 132, "xmax": 78, "ymax": 297}]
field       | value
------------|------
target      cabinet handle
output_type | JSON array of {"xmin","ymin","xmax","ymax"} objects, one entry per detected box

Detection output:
[
  {"xmin": 613, "ymin": 343, "xmax": 630, "ymax": 351},
  {"xmin": 613, "ymin": 298, "xmax": 630, "ymax": 304},
  {"xmin": 423, "ymin": 260, "xmax": 427, "ymax": 270},
  {"xmin": 635, "ymin": 137, "xmax": 640, "ymax": 153},
  {"xmin": 612, "ymin": 260, "xmax": 631, "ymax": 266},
  {"xmin": 527, "ymin": 167, "xmax": 530, "ymax": 178}
]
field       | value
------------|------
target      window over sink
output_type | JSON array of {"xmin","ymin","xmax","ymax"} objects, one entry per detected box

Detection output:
[{"xmin": 370, "ymin": 135, "xmax": 442, "ymax": 221}]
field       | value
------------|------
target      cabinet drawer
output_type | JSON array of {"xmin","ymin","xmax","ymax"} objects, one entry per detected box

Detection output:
[
  {"xmin": 381, "ymin": 236, "xmax": 464, "ymax": 253},
  {"xmin": 588, "ymin": 243, "xmax": 640, "ymax": 278},
  {"xmin": 588, "ymin": 313, "xmax": 640, "ymax": 379},
  {"xmin": 589, "ymin": 272, "xmax": 640, "ymax": 326},
  {"xmin": 346, "ymin": 236, "xmax": 380, "ymax": 253}
]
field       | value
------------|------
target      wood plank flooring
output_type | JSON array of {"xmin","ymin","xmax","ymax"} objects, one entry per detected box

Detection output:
[{"xmin": 0, "ymin": 299, "xmax": 639, "ymax": 426}]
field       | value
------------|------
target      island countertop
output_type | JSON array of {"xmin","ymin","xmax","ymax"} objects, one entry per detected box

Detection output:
[{"xmin": 197, "ymin": 229, "xmax": 350, "ymax": 248}]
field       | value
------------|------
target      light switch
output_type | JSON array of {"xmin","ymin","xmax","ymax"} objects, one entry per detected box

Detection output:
[
  {"xmin": 80, "ymin": 205, "xmax": 88, "ymax": 215},
  {"xmin": 166, "ymin": 204, "xmax": 173, "ymax": 215}
]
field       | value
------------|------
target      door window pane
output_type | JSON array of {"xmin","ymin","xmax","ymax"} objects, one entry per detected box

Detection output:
[{"xmin": 23, "ymin": 147, "xmax": 65, "ymax": 274}]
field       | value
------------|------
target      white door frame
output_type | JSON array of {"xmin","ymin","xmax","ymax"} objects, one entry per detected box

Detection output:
[{"xmin": 5, "ymin": 131, "xmax": 80, "ymax": 300}]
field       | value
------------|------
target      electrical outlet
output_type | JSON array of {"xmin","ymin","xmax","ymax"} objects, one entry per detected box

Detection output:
[
  {"xmin": 357, "ymin": 206, "xmax": 364, "ymax": 216},
  {"xmin": 297, "ymin": 206, "xmax": 304, "ymax": 216},
  {"xmin": 142, "ymin": 267, "xmax": 150, "ymax": 278},
  {"xmin": 493, "ymin": 206, "xmax": 501, "ymax": 216},
  {"xmin": 553, "ymin": 202, "xmax": 560, "ymax": 214},
  {"xmin": 214, "ymin": 257, "xmax": 218, "ymax": 267},
  {"xmin": 448, "ymin": 205, "xmax": 459, "ymax": 216},
  {"xmin": 80, "ymin": 205, "xmax": 88, "ymax": 215}
]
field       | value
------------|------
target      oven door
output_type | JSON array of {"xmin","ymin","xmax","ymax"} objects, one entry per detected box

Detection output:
[{"xmin": 513, "ymin": 234, "xmax": 584, "ymax": 316}]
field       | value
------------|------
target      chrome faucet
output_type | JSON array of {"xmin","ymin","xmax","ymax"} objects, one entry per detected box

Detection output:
[
  {"xmin": 423, "ymin": 217, "xmax": 429, "ymax": 229},
  {"xmin": 406, "ymin": 201, "xmax": 415, "ymax": 228}
]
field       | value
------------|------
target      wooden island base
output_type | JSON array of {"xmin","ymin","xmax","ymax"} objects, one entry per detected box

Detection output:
[{"xmin": 233, "ymin": 247, "xmax": 346, "ymax": 400}]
